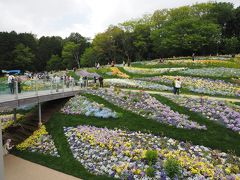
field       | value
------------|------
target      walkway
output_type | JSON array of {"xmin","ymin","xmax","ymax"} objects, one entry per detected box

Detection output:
[
  {"xmin": 0, "ymin": 87, "xmax": 81, "ymax": 109},
  {"xmin": 4, "ymin": 155, "xmax": 81, "ymax": 180},
  {"xmin": 121, "ymin": 89, "xmax": 240, "ymax": 102}
]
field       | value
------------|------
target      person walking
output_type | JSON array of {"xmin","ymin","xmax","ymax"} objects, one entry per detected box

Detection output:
[
  {"xmin": 16, "ymin": 76, "xmax": 22, "ymax": 93},
  {"xmin": 192, "ymin": 53, "xmax": 195, "ymax": 61},
  {"xmin": 174, "ymin": 78, "xmax": 182, "ymax": 95},
  {"xmin": 93, "ymin": 76, "xmax": 97, "ymax": 83},
  {"xmin": 123, "ymin": 60, "xmax": 126, "ymax": 66},
  {"xmin": 96, "ymin": 63, "xmax": 100, "ymax": 69},
  {"xmin": 54, "ymin": 75, "xmax": 60, "ymax": 92},
  {"xmin": 83, "ymin": 76, "xmax": 87, "ymax": 87},
  {"xmin": 98, "ymin": 76, "xmax": 104, "ymax": 88},
  {"xmin": 79, "ymin": 76, "xmax": 84, "ymax": 88},
  {"xmin": 7, "ymin": 75, "xmax": 14, "ymax": 94}
]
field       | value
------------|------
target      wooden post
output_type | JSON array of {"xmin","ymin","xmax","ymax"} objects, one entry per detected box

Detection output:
[
  {"xmin": 38, "ymin": 103, "xmax": 42, "ymax": 127},
  {"xmin": 0, "ymin": 123, "xmax": 5, "ymax": 180}
]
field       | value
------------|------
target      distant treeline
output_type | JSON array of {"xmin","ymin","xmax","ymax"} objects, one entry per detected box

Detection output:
[{"xmin": 0, "ymin": 2, "xmax": 239, "ymax": 71}]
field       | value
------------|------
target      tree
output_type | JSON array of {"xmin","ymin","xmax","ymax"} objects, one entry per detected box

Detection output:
[
  {"xmin": 62, "ymin": 42, "xmax": 81, "ymax": 69},
  {"xmin": 223, "ymin": 37, "xmax": 239, "ymax": 55},
  {"xmin": 46, "ymin": 55, "xmax": 63, "ymax": 71},
  {"xmin": 12, "ymin": 43, "xmax": 35, "ymax": 70},
  {"xmin": 80, "ymin": 47, "xmax": 97, "ymax": 67},
  {"xmin": 36, "ymin": 36, "xmax": 63, "ymax": 71}
]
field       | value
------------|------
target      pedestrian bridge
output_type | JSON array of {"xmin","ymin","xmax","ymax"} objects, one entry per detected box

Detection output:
[
  {"xmin": 0, "ymin": 87, "xmax": 81, "ymax": 109},
  {"xmin": 0, "ymin": 85, "xmax": 83, "ymax": 180}
]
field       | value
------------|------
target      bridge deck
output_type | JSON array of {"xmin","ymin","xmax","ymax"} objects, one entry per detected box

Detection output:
[{"xmin": 0, "ymin": 87, "xmax": 81, "ymax": 109}]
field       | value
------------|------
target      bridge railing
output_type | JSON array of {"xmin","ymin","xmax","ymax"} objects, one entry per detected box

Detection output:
[{"xmin": 0, "ymin": 78, "xmax": 78, "ymax": 98}]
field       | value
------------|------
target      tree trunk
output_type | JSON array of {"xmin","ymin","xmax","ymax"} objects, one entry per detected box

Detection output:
[
  {"xmin": 74, "ymin": 52, "xmax": 80, "ymax": 69},
  {"xmin": 126, "ymin": 54, "xmax": 131, "ymax": 67}
]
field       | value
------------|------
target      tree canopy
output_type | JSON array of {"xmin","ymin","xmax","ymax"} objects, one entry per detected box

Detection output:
[{"xmin": 0, "ymin": 2, "xmax": 239, "ymax": 70}]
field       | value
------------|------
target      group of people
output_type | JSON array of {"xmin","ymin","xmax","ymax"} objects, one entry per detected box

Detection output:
[
  {"xmin": 7, "ymin": 74, "xmax": 21, "ymax": 94},
  {"xmin": 93, "ymin": 76, "xmax": 104, "ymax": 87}
]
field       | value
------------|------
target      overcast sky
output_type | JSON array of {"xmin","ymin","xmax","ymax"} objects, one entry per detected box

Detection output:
[{"xmin": 0, "ymin": 0, "xmax": 239, "ymax": 38}]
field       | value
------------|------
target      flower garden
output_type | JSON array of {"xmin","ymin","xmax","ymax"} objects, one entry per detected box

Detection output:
[
  {"xmin": 140, "ymin": 76, "xmax": 240, "ymax": 97},
  {"xmin": 10, "ymin": 56, "xmax": 240, "ymax": 179},
  {"xmin": 0, "ymin": 113, "xmax": 23, "ymax": 130},
  {"xmin": 61, "ymin": 95, "xmax": 118, "ymax": 118}
]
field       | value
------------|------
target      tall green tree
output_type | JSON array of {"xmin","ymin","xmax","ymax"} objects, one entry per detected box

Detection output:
[
  {"xmin": 80, "ymin": 47, "xmax": 97, "ymax": 67},
  {"xmin": 62, "ymin": 42, "xmax": 81, "ymax": 69},
  {"xmin": 223, "ymin": 37, "xmax": 239, "ymax": 55},
  {"xmin": 46, "ymin": 55, "xmax": 63, "ymax": 71},
  {"xmin": 12, "ymin": 43, "xmax": 35, "ymax": 70},
  {"xmin": 36, "ymin": 36, "xmax": 63, "ymax": 71}
]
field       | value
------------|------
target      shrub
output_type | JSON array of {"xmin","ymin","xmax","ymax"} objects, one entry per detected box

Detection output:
[
  {"xmin": 145, "ymin": 150, "xmax": 158, "ymax": 165},
  {"xmin": 146, "ymin": 166, "xmax": 155, "ymax": 177},
  {"xmin": 163, "ymin": 157, "xmax": 181, "ymax": 179}
]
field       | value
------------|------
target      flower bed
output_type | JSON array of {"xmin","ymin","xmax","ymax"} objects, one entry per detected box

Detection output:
[
  {"xmin": 64, "ymin": 125, "xmax": 240, "ymax": 179},
  {"xmin": 21, "ymin": 80, "xmax": 52, "ymax": 92},
  {"xmin": 110, "ymin": 67, "xmax": 129, "ymax": 78},
  {"xmin": 181, "ymin": 68, "xmax": 240, "ymax": 78},
  {"xmin": 105, "ymin": 78, "xmax": 172, "ymax": 92},
  {"xmin": 123, "ymin": 67, "xmax": 187, "ymax": 75},
  {"xmin": 163, "ymin": 95, "xmax": 240, "ymax": 134},
  {"xmin": 87, "ymin": 89, "xmax": 206, "ymax": 130},
  {"xmin": 133, "ymin": 59, "xmax": 235, "ymax": 67},
  {"xmin": 0, "ymin": 114, "xmax": 23, "ymax": 130},
  {"xmin": 140, "ymin": 76, "xmax": 240, "ymax": 97},
  {"xmin": 16, "ymin": 125, "xmax": 59, "ymax": 157},
  {"xmin": 61, "ymin": 95, "xmax": 118, "ymax": 118}
]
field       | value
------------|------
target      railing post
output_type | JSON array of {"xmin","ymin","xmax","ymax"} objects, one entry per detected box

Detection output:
[
  {"xmin": 15, "ymin": 80, "xmax": 18, "ymax": 99},
  {"xmin": 0, "ymin": 123, "xmax": 4, "ymax": 180},
  {"xmin": 62, "ymin": 80, "xmax": 64, "ymax": 93},
  {"xmin": 35, "ymin": 79, "xmax": 38, "ymax": 96},
  {"xmin": 50, "ymin": 80, "xmax": 53, "ymax": 94},
  {"xmin": 71, "ymin": 80, "xmax": 73, "ymax": 91},
  {"xmin": 38, "ymin": 103, "xmax": 42, "ymax": 127}
]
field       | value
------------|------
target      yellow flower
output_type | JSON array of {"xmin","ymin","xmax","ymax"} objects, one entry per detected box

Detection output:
[{"xmin": 225, "ymin": 167, "xmax": 231, "ymax": 174}]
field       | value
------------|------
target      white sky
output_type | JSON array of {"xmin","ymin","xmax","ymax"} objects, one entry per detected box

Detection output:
[{"xmin": 0, "ymin": 0, "xmax": 239, "ymax": 38}]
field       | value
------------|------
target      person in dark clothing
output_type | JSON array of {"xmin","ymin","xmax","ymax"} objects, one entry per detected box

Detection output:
[
  {"xmin": 93, "ymin": 76, "xmax": 97, "ymax": 83},
  {"xmin": 192, "ymin": 53, "xmax": 195, "ymax": 61},
  {"xmin": 17, "ymin": 76, "xmax": 21, "ymax": 93},
  {"xmin": 98, "ymin": 76, "xmax": 104, "ymax": 88}
]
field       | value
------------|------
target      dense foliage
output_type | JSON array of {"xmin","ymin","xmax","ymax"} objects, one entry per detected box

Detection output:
[{"xmin": 0, "ymin": 2, "xmax": 239, "ymax": 70}]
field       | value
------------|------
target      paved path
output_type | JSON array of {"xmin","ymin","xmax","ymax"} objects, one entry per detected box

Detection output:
[
  {"xmin": 4, "ymin": 155, "xmax": 81, "ymax": 180},
  {"xmin": 121, "ymin": 89, "xmax": 240, "ymax": 102},
  {"xmin": 0, "ymin": 87, "xmax": 79, "ymax": 104}
]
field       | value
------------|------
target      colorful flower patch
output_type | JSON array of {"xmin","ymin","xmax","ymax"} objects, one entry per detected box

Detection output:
[
  {"xmin": 123, "ymin": 67, "xmax": 187, "ymax": 75},
  {"xmin": 134, "ymin": 59, "xmax": 235, "ymax": 67},
  {"xmin": 163, "ymin": 95, "xmax": 240, "ymax": 134},
  {"xmin": 16, "ymin": 125, "xmax": 59, "ymax": 157},
  {"xmin": 64, "ymin": 125, "xmax": 240, "ymax": 179},
  {"xmin": 140, "ymin": 76, "xmax": 240, "ymax": 97},
  {"xmin": 87, "ymin": 89, "xmax": 206, "ymax": 130},
  {"xmin": 61, "ymin": 95, "xmax": 118, "ymax": 118},
  {"xmin": 181, "ymin": 68, "xmax": 240, "ymax": 78},
  {"xmin": 105, "ymin": 78, "xmax": 172, "ymax": 91},
  {"xmin": 0, "ymin": 114, "xmax": 23, "ymax": 130},
  {"xmin": 110, "ymin": 67, "xmax": 129, "ymax": 78}
]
